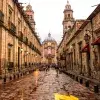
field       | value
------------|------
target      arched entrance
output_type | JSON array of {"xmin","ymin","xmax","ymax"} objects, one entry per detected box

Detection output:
[{"xmin": 48, "ymin": 58, "xmax": 52, "ymax": 64}]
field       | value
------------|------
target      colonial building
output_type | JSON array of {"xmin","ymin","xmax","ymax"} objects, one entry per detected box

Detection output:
[
  {"xmin": 0, "ymin": 0, "xmax": 41, "ymax": 80},
  {"xmin": 42, "ymin": 33, "xmax": 57, "ymax": 64},
  {"xmin": 57, "ymin": 0, "xmax": 84, "ymax": 69},
  {"xmin": 58, "ymin": 0, "xmax": 100, "ymax": 85}
]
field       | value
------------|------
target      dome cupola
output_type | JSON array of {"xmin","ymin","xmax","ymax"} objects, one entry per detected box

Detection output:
[{"xmin": 43, "ymin": 33, "xmax": 56, "ymax": 43}]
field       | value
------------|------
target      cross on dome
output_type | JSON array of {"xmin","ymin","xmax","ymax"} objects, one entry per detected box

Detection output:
[
  {"xmin": 67, "ymin": 0, "xmax": 69, "ymax": 5},
  {"xmin": 48, "ymin": 33, "xmax": 51, "ymax": 37}
]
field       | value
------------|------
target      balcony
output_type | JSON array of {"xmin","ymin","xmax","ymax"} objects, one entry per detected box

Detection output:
[
  {"xmin": 8, "ymin": 21, "xmax": 16, "ymax": 34},
  {"xmin": 28, "ymin": 42, "xmax": 32, "ymax": 48},
  {"xmin": 18, "ymin": 31, "xmax": 23, "ymax": 42},
  {"xmin": 32, "ymin": 44, "xmax": 35, "ymax": 50},
  {"xmin": 34, "ymin": 46, "xmax": 36, "ymax": 51},
  {"xmin": 0, "ymin": 10, "xmax": 4, "ymax": 26},
  {"xmin": 23, "ymin": 37, "xmax": 28, "ymax": 45}
]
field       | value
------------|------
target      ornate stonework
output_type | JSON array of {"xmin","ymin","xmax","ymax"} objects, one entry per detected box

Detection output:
[
  {"xmin": 63, "ymin": 0, "xmax": 75, "ymax": 34},
  {"xmin": 42, "ymin": 33, "xmax": 57, "ymax": 64}
]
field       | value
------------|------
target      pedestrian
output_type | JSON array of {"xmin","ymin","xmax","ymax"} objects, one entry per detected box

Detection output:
[
  {"xmin": 47, "ymin": 64, "xmax": 50, "ymax": 71},
  {"xmin": 56, "ymin": 65, "xmax": 59, "ymax": 77},
  {"xmin": 33, "ymin": 69, "xmax": 39, "ymax": 88}
]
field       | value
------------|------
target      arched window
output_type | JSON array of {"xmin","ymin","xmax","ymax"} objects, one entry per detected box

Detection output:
[
  {"xmin": 68, "ymin": 14, "xmax": 70, "ymax": 18},
  {"xmin": 68, "ymin": 26, "xmax": 71, "ymax": 29}
]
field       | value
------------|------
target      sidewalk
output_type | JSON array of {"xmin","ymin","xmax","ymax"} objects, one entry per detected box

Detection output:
[{"xmin": 62, "ymin": 70, "xmax": 100, "ymax": 95}]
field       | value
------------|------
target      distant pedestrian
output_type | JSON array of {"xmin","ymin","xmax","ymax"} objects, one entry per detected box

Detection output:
[
  {"xmin": 55, "ymin": 65, "xmax": 59, "ymax": 77},
  {"xmin": 33, "ymin": 69, "xmax": 39, "ymax": 88}
]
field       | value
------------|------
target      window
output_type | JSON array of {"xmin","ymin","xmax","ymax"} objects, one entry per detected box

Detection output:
[
  {"xmin": 18, "ymin": 19, "xmax": 21, "ymax": 32},
  {"xmin": 24, "ymin": 26, "xmax": 27, "ymax": 35},
  {"xmin": 8, "ymin": 6, "xmax": 13, "ymax": 28},
  {"xmin": 8, "ymin": 47, "xmax": 11, "ymax": 62},
  {"xmin": 30, "ymin": 15, "xmax": 33, "ymax": 19},
  {"xmin": 8, "ymin": 7, "xmax": 12, "ymax": 22},
  {"xmin": 48, "ymin": 42, "xmax": 51, "ymax": 46},
  {"xmin": 68, "ymin": 14, "xmax": 70, "ymax": 18},
  {"xmin": 68, "ymin": 26, "xmax": 71, "ymax": 29}
]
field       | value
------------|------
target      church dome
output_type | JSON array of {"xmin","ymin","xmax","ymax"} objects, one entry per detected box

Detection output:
[{"xmin": 43, "ymin": 33, "xmax": 56, "ymax": 43}]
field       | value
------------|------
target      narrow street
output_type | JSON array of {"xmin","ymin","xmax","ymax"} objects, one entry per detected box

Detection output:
[{"xmin": 0, "ymin": 68, "xmax": 99, "ymax": 100}]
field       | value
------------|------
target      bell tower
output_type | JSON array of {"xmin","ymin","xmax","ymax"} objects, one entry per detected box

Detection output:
[
  {"xmin": 63, "ymin": 0, "xmax": 75, "ymax": 34},
  {"xmin": 25, "ymin": 4, "xmax": 35, "ymax": 31}
]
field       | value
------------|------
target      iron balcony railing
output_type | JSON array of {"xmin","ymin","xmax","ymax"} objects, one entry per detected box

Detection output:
[
  {"xmin": 8, "ymin": 21, "xmax": 16, "ymax": 34},
  {"xmin": 18, "ymin": 31, "xmax": 23, "ymax": 42},
  {"xmin": 23, "ymin": 37, "xmax": 28, "ymax": 45},
  {"xmin": 28, "ymin": 41, "xmax": 32, "ymax": 48}
]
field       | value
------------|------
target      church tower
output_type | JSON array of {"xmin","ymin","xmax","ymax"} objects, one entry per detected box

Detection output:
[
  {"xmin": 63, "ymin": 0, "xmax": 75, "ymax": 34},
  {"xmin": 25, "ymin": 4, "xmax": 35, "ymax": 31}
]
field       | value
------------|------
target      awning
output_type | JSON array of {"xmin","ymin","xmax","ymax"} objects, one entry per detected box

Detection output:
[
  {"xmin": 91, "ymin": 37, "xmax": 100, "ymax": 45},
  {"xmin": 81, "ymin": 44, "xmax": 89, "ymax": 53}
]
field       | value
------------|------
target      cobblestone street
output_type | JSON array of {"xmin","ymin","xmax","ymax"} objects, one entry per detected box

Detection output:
[{"xmin": 0, "ymin": 68, "xmax": 99, "ymax": 100}]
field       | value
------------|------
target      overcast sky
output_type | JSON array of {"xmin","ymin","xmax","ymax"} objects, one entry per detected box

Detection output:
[{"xmin": 19, "ymin": 0, "xmax": 100, "ymax": 43}]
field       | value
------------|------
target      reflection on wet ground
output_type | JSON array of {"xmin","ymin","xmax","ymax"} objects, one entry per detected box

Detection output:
[{"xmin": 0, "ymin": 68, "xmax": 99, "ymax": 100}]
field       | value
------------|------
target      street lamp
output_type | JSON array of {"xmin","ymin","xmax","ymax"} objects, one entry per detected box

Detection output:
[
  {"xmin": 84, "ymin": 34, "xmax": 91, "ymax": 44},
  {"xmin": 20, "ymin": 48, "xmax": 23, "ymax": 52},
  {"xmin": 26, "ymin": 51, "xmax": 29, "ymax": 55}
]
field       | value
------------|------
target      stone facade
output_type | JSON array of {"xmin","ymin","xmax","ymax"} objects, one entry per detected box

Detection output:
[
  {"xmin": 58, "ymin": 1, "xmax": 100, "ymax": 82},
  {"xmin": 42, "ymin": 33, "xmax": 57, "ymax": 64},
  {"xmin": 0, "ymin": 0, "xmax": 41, "ymax": 78}
]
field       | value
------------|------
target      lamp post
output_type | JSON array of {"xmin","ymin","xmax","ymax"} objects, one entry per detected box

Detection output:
[
  {"xmin": 84, "ymin": 34, "xmax": 91, "ymax": 44},
  {"xmin": 20, "ymin": 48, "xmax": 23, "ymax": 75}
]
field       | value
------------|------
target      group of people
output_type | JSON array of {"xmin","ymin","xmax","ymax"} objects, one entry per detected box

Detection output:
[{"xmin": 36, "ymin": 63, "xmax": 61, "ymax": 76}]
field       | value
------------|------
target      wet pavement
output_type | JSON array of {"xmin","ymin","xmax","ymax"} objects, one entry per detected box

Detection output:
[{"xmin": 0, "ymin": 68, "xmax": 99, "ymax": 100}]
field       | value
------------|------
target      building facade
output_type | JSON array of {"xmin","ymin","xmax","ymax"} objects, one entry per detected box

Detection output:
[
  {"xmin": 42, "ymin": 33, "xmax": 57, "ymax": 64},
  {"xmin": 0, "ymin": 0, "xmax": 41, "ymax": 79},
  {"xmin": 57, "ymin": 1, "xmax": 84, "ymax": 70},
  {"xmin": 58, "ymin": 1, "xmax": 100, "ymax": 82}
]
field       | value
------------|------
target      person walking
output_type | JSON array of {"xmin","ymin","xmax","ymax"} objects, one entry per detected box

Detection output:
[{"xmin": 55, "ymin": 64, "xmax": 59, "ymax": 77}]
